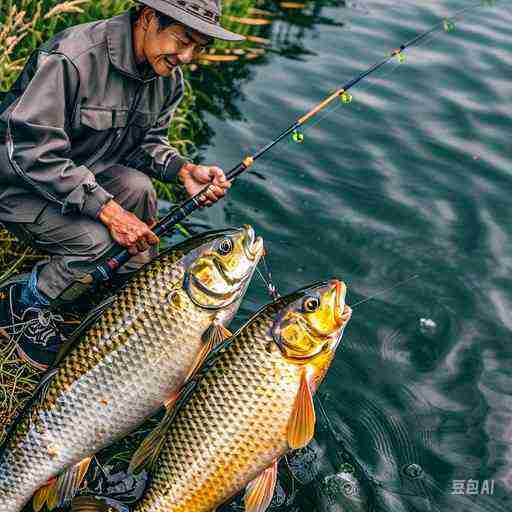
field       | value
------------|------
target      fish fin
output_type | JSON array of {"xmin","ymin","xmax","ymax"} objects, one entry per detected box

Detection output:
[
  {"xmin": 71, "ymin": 496, "xmax": 127, "ymax": 512},
  {"xmin": 163, "ymin": 390, "xmax": 181, "ymax": 410},
  {"xmin": 130, "ymin": 379, "xmax": 198, "ymax": 474},
  {"xmin": 244, "ymin": 460, "xmax": 278, "ymax": 512},
  {"xmin": 32, "ymin": 479, "xmax": 55, "ymax": 512},
  {"xmin": 129, "ymin": 407, "xmax": 175, "ymax": 474},
  {"xmin": 43, "ymin": 456, "xmax": 92, "ymax": 509},
  {"xmin": 202, "ymin": 322, "xmax": 233, "ymax": 347},
  {"xmin": 185, "ymin": 322, "xmax": 233, "ymax": 381},
  {"xmin": 287, "ymin": 370, "xmax": 316, "ymax": 449}
]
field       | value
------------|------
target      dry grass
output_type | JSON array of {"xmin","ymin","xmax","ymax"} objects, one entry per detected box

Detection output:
[
  {"xmin": 0, "ymin": 229, "xmax": 43, "ymax": 443},
  {"xmin": 0, "ymin": 338, "xmax": 44, "ymax": 444}
]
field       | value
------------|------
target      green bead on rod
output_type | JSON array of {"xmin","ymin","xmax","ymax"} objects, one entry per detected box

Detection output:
[
  {"xmin": 340, "ymin": 91, "xmax": 353, "ymax": 103},
  {"xmin": 443, "ymin": 19, "xmax": 455, "ymax": 32},
  {"xmin": 397, "ymin": 52, "xmax": 406, "ymax": 64},
  {"xmin": 292, "ymin": 130, "xmax": 304, "ymax": 143}
]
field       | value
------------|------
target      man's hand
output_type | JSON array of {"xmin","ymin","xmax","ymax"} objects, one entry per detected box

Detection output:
[
  {"xmin": 98, "ymin": 200, "xmax": 159, "ymax": 256},
  {"xmin": 178, "ymin": 163, "xmax": 231, "ymax": 207}
]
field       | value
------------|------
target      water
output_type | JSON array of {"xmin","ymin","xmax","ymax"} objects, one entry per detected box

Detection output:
[{"xmin": 189, "ymin": 0, "xmax": 512, "ymax": 510}]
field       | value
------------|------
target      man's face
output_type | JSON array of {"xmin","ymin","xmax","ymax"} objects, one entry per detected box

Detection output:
[{"xmin": 142, "ymin": 11, "xmax": 211, "ymax": 77}]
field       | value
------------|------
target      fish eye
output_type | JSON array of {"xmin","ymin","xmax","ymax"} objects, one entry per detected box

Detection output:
[
  {"xmin": 302, "ymin": 296, "xmax": 320, "ymax": 313},
  {"xmin": 218, "ymin": 237, "xmax": 234, "ymax": 255}
]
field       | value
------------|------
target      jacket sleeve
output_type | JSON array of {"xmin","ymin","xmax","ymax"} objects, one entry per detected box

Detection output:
[
  {"xmin": 123, "ymin": 71, "xmax": 189, "ymax": 183},
  {"xmin": 6, "ymin": 52, "xmax": 113, "ymax": 218}
]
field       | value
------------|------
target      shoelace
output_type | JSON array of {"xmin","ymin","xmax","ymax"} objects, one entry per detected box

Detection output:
[{"xmin": 0, "ymin": 308, "xmax": 64, "ymax": 347}]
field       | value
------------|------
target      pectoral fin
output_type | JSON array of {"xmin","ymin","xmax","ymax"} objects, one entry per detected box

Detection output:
[
  {"xmin": 129, "ymin": 404, "xmax": 177, "ymax": 474},
  {"xmin": 287, "ymin": 370, "xmax": 316, "ymax": 449},
  {"xmin": 244, "ymin": 460, "xmax": 278, "ymax": 512},
  {"xmin": 185, "ymin": 322, "xmax": 233, "ymax": 381},
  {"xmin": 202, "ymin": 321, "xmax": 233, "ymax": 347},
  {"xmin": 33, "ymin": 479, "xmax": 55, "ymax": 512},
  {"xmin": 33, "ymin": 456, "xmax": 92, "ymax": 510}
]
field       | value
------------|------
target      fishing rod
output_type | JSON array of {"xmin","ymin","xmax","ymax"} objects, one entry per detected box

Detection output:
[{"xmin": 71, "ymin": 0, "xmax": 495, "ymax": 296}]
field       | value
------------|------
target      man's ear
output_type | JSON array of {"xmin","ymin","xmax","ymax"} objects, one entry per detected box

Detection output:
[{"xmin": 140, "ymin": 6, "xmax": 156, "ymax": 30}]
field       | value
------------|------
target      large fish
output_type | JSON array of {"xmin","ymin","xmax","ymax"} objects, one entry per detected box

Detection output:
[
  {"xmin": 0, "ymin": 226, "xmax": 263, "ymax": 512},
  {"xmin": 110, "ymin": 279, "xmax": 351, "ymax": 512}
]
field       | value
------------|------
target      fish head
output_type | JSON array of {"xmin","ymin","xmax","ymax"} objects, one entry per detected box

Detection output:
[
  {"xmin": 181, "ymin": 225, "xmax": 264, "ymax": 315},
  {"xmin": 271, "ymin": 279, "xmax": 351, "ymax": 383}
]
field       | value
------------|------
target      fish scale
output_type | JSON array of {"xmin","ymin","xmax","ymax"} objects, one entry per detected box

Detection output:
[
  {"xmin": 0, "ymin": 227, "xmax": 263, "ymax": 512},
  {"xmin": 136, "ymin": 305, "xmax": 302, "ymax": 512}
]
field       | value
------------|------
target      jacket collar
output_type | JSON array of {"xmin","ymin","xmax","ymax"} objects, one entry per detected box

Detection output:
[{"xmin": 106, "ymin": 11, "xmax": 158, "ymax": 82}]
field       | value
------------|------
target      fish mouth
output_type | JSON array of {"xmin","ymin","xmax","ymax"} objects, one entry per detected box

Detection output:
[
  {"xmin": 242, "ymin": 225, "xmax": 264, "ymax": 261},
  {"xmin": 332, "ymin": 279, "xmax": 347, "ymax": 327}
]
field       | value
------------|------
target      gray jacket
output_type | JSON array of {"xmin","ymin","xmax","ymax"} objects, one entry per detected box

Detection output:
[{"xmin": 0, "ymin": 11, "xmax": 188, "ymax": 223}]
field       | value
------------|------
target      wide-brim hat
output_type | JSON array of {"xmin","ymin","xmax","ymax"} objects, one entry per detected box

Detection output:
[{"xmin": 139, "ymin": 0, "xmax": 245, "ymax": 41}]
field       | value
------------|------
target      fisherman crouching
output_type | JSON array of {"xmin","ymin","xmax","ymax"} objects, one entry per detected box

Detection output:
[{"xmin": 0, "ymin": 0, "xmax": 243, "ymax": 369}]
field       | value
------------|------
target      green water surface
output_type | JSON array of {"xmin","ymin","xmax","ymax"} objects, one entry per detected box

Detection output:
[{"xmin": 192, "ymin": 1, "xmax": 512, "ymax": 510}]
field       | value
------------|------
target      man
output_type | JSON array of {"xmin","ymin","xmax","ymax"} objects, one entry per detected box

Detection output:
[{"xmin": 0, "ymin": 0, "xmax": 244, "ymax": 369}]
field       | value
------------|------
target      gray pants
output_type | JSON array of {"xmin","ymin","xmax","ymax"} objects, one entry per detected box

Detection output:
[{"xmin": 3, "ymin": 165, "xmax": 157, "ymax": 301}]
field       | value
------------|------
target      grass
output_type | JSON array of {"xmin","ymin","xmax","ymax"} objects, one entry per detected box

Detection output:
[{"xmin": 0, "ymin": 0, "xmax": 273, "ymax": 442}]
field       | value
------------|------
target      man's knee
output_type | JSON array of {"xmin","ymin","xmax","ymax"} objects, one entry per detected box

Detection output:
[{"xmin": 100, "ymin": 166, "xmax": 157, "ymax": 222}]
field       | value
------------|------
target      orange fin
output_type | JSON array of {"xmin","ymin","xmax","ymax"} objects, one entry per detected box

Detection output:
[
  {"xmin": 129, "ymin": 406, "xmax": 175, "ymax": 474},
  {"xmin": 202, "ymin": 322, "xmax": 233, "ymax": 346},
  {"xmin": 287, "ymin": 370, "xmax": 316, "ymax": 449},
  {"xmin": 33, "ymin": 457, "xmax": 91, "ymax": 510},
  {"xmin": 244, "ymin": 460, "xmax": 278, "ymax": 512},
  {"xmin": 33, "ymin": 479, "xmax": 55, "ymax": 512},
  {"xmin": 185, "ymin": 322, "xmax": 232, "ymax": 381},
  {"xmin": 163, "ymin": 390, "xmax": 181, "ymax": 410}
]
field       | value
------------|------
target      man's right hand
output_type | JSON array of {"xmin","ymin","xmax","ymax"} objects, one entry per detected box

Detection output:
[{"xmin": 98, "ymin": 200, "xmax": 159, "ymax": 256}]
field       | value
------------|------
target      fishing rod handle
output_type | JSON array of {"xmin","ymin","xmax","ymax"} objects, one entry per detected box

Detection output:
[
  {"xmin": 91, "ymin": 160, "xmax": 251, "ymax": 282},
  {"xmin": 98, "ymin": 194, "xmax": 202, "ymax": 277}
]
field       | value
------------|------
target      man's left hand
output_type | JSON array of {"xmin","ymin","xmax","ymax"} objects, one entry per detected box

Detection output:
[{"xmin": 178, "ymin": 163, "xmax": 231, "ymax": 207}]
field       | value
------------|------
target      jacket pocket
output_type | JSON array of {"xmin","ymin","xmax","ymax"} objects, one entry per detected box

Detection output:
[{"xmin": 80, "ymin": 107, "xmax": 128, "ymax": 131}]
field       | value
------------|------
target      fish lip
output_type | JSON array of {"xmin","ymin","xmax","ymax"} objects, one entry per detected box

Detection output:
[
  {"xmin": 332, "ymin": 279, "xmax": 347, "ymax": 327},
  {"xmin": 242, "ymin": 224, "xmax": 263, "ymax": 261}
]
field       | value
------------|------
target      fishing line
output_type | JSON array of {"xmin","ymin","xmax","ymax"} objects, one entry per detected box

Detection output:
[
  {"xmin": 86, "ymin": 1, "xmax": 501, "ymax": 286},
  {"xmin": 262, "ymin": 252, "xmax": 279, "ymax": 299},
  {"xmin": 240, "ymin": 0, "xmax": 495, "ymax": 182},
  {"xmin": 350, "ymin": 274, "xmax": 420, "ymax": 309}
]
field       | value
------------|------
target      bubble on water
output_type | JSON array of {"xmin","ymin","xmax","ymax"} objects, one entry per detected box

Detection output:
[
  {"xmin": 322, "ymin": 472, "xmax": 360, "ymax": 501},
  {"xmin": 402, "ymin": 463, "xmax": 424, "ymax": 479},
  {"xmin": 419, "ymin": 317, "xmax": 437, "ymax": 335},
  {"xmin": 339, "ymin": 462, "xmax": 355, "ymax": 474}
]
